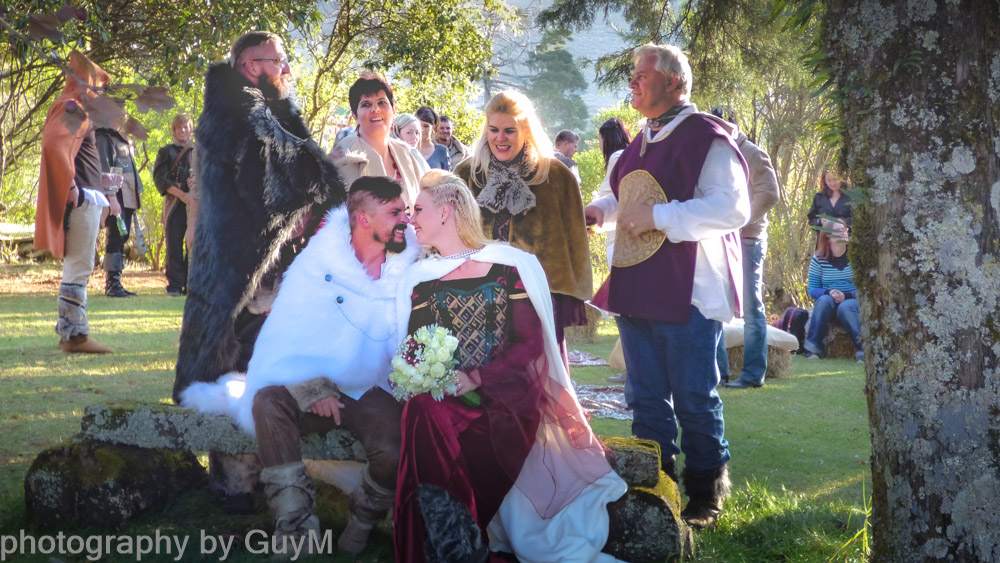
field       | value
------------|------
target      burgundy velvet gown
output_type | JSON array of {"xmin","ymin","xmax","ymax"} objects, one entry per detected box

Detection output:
[{"xmin": 394, "ymin": 263, "xmax": 546, "ymax": 562}]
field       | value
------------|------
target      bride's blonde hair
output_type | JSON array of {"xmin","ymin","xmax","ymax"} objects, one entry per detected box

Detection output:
[{"xmin": 419, "ymin": 170, "xmax": 491, "ymax": 249}]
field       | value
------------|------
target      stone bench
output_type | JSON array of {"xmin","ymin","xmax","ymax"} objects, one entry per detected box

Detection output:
[{"xmin": 26, "ymin": 401, "xmax": 693, "ymax": 561}]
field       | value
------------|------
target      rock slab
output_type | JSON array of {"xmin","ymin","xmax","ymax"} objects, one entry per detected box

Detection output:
[{"xmin": 24, "ymin": 439, "xmax": 205, "ymax": 529}]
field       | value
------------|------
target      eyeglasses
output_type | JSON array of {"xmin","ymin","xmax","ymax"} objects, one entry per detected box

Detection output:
[{"xmin": 252, "ymin": 56, "xmax": 290, "ymax": 66}]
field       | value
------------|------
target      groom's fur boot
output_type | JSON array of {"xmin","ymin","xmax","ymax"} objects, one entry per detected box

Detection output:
[
  {"xmin": 680, "ymin": 464, "xmax": 731, "ymax": 529},
  {"xmin": 338, "ymin": 467, "xmax": 395, "ymax": 555},
  {"xmin": 260, "ymin": 462, "xmax": 321, "ymax": 551}
]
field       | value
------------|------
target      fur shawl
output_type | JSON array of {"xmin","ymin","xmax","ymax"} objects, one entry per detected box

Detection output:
[
  {"xmin": 181, "ymin": 206, "xmax": 419, "ymax": 433},
  {"xmin": 332, "ymin": 133, "xmax": 424, "ymax": 208},
  {"xmin": 455, "ymin": 158, "xmax": 593, "ymax": 301},
  {"xmin": 172, "ymin": 62, "xmax": 347, "ymax": 402}
]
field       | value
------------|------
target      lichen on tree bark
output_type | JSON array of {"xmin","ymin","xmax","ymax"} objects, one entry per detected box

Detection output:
[{"xmin": 823, "ymin": 1, "xmax": 1000, "ymax": 560}]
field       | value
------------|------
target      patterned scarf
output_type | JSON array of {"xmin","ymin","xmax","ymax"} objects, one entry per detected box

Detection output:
[{"xmin": 475, "ymin": 146, "xmax": 538, "ymax": 217}]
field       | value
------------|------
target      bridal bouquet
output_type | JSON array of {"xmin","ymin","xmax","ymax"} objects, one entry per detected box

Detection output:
[{"xmin": 389, "ymin": 325, "xmax": 480, "ymax": 405}]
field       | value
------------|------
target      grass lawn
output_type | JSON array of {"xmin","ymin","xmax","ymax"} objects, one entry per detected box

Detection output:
[{"xmin": 0, "ymin": 264, "xmax": 871, "ymax": 561}]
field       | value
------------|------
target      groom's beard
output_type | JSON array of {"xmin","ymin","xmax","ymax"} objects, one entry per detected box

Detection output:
[{"xmin": 381, "ymin": 225, "xmax": 408, "ymax": 254}]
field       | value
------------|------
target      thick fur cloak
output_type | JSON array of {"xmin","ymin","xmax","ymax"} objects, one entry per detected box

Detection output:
[
  {"xmin": 172, "ymin": 62, "xmax": 347, "ymax": 402},
  {"xmin": 180, "ymin": 206, "xmax": 418, "ymax": 433}
]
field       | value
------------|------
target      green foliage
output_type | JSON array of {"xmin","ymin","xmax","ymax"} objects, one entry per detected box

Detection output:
[
  {"xmin": 576, "ymin": 146, "xmax": 611, "ymax": 283},
  {"xmin": 1, "ymin": 0, "xmax": 512, "ymax": 235},
  {"xmin": 590, "ymin": 100, "xmax": 644, "ymax": 140},
  {"xmin": 525, "ymin": 27, "xmax": 589, "ymax": 134}
]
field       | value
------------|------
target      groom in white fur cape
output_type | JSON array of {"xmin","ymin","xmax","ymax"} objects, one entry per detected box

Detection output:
[{"xmin": 181, "ymin": 176, "xmax": 418, "ymax": 555}]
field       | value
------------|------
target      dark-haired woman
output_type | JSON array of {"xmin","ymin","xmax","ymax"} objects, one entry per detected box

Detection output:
[
  {"xmin": 414, "ymin": 106, "xmax": 452, "ymax": 170},
  {"xmin": 804, "ymin": 223, "xmax": 863, "ymax": 363},
  {"xmin": 807, "ymin": 169, "xmax": 851, "ymax": 246},
  {"xmin": 589, "ymin": 117, "xmax": 632, "ymax": 264},
  {"xmin": 333, "ymin": 73, "xmax": 426, "ymax": 208}
]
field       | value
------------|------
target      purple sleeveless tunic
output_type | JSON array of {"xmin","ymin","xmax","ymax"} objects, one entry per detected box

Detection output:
[{"xmin": 602, "ymin": 114, "xmax": 747, "ymax": 324}]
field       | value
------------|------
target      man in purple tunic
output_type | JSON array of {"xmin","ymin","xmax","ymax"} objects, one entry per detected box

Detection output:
[{"xmin": 585, "ymin": 43, "xmax": 749, "ymax": 529}]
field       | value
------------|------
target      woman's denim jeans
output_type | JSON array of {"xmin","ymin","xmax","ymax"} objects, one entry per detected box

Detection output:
[{"xmin": 804, "ymin": 294, "xmax": 862, "ymax": 357}]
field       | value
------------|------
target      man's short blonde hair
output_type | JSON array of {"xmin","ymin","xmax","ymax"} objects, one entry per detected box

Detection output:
[{"xmin": 634, "ymin": 44, "xmax": 692, "ymax": 96}]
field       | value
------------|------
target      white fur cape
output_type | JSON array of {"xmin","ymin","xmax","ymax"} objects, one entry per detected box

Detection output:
[
  {"xmin": 181, "ymin": 206, "xmax": 419, "ymax": 434},
  {"xmin": 395, "ymin": 244, "xmax": 627, "ymax": 562}
]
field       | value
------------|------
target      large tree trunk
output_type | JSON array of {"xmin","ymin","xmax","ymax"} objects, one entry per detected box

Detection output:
[{"xmin": 824, "ymin": 1, "xmax": 1000, "ymax": 560}]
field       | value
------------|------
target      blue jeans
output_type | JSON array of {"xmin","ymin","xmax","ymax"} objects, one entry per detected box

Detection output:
[
  {"xmin": 715, "ymin": 239, "xmax": 767, "ymax": 384},
  {"xmin": 738, "ymin": 238, "xmax": 767, "ymax": 385},
  {"xmin": 804, "ymin": 295, "xmax": 861, "ymax": 355},
  {"xmin": 617, "ymin": 308, "xmax": 731, "ymax": 472}
]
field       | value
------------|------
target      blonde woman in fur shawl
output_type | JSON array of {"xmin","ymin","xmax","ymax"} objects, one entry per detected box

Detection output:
[
  {"xmin": 393, "ymin": 170, "xmax": 625, "ymax": 562},
  {"xmin": 454, "ymin": 91, "xmax": 592, "ymax": 371}
]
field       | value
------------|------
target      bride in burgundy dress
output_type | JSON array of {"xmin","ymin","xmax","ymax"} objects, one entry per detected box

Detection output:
[{"xmin": 393, "ymin": 170, "xmax": 626, "ymax": 562}]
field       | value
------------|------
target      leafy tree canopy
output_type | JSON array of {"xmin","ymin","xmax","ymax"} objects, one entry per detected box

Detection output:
[{"xmin": 525, "ymin": 27, "xmax": 589, "ymax": 134}]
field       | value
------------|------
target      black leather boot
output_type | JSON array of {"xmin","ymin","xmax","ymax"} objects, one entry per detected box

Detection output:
[{"xmin": 103, "ymin": 253, "xmax": 135, "ymax": 297}]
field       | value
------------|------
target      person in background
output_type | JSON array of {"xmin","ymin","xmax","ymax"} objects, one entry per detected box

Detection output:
[
  {"xmin": 553, "ymin": 129, "xmax": 581, "ymax": 182},
  {"xmin": 393, "ymin": 113, "xmax": 422, "ymax": 150},
  {"xmin": 587, "ymin": 117, "xmax": 632, "ymax": 385},
  {"xmin": 392, "ymin": 113, "xmax": 431, "ymax": 176},
  {"xmin": 333, "ymin": 73, "xmax": 425, "ymax": 209},
  {"xmin": 454, "ymin": 90, "xmax": 592, "ymax": 373},
  {"xmin": 96, "ymin": 114, "xmax": 144, "ymax": 298},
  {"xmin": 583, "ymin": 44, "xmax": 749, "ymax": 529},
  {"xmin": 807, "ymin": 168, "xmax": 851, "ymax": 248},
  {"xmin": 588, "ymin": 118, "xmax": 632, "ymax": 265},
  {"xmin": 438, "ymin": 115, "xmax": 469, "ymax": 168},
  {"xmin": 710, "ymin": 108, "xmax": 781, "ymax": 390},
  {"xmin": 153, "ymin": 113, "xmax": 195, "ymax": 296},
  {"xmin": 33, "ymin": 50, "xmax": 115, "ymax": 354},
  {"xmin": 414, "ymin": 105, "xmax": 451, "ymax": 170},
  {"xmin": 804, "ymin": 222, "xmax": 863, "ymax": 363}
]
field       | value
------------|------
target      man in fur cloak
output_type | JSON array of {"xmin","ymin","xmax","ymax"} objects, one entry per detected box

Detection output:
[
  {"xmin": 181, "ymin": 177, "xmax": 418, "ymax": 555},
  {"xmin": 172, "ymin": 31, "xmax": 347, "ymax": 403}
]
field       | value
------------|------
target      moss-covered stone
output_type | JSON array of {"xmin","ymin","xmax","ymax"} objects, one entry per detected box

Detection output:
[
  {"xmin": 603, "ymin": 476, "xmax": 691, "ymax": 562},
  {"xmin": 80, "ymin": 401, "xmax": 365, "ymax": 460},
  {"xmin": 603, "ymin": 436, "xmax": 661, "ymax": 488},
  {"xmin": 24, "ymin": 437, "xmax": 206, "ymax": 529}
]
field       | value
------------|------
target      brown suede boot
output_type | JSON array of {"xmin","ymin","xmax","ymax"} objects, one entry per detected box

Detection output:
[
  {"xmin": 680, "ymin": 464, "xmax": 731, "ymax": 529},
  {"xmin": 59, "ymin": 334, "xmax": 113, "ymax": 354}
]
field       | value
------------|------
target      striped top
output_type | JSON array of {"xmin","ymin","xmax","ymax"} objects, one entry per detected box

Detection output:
[{"xmin": 808, "ymin": 254, "xmax": 856, "ymax": 299}]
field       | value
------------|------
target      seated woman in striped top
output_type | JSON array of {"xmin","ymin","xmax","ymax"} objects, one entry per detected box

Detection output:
[{"xmin": 803, "ymin": 222, "xmax": 864, "ymax": 363}]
